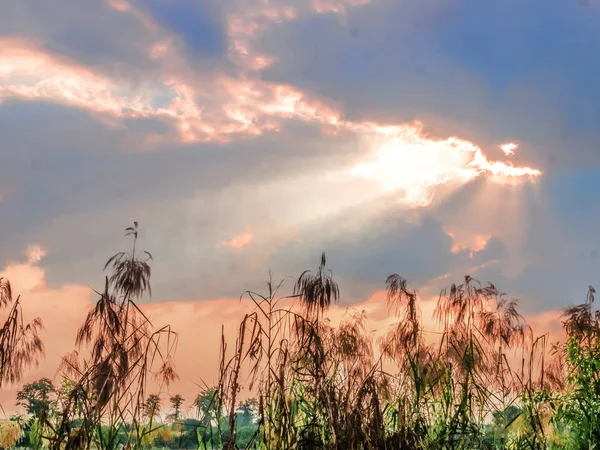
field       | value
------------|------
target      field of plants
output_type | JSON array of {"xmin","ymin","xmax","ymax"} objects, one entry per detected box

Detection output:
[{"xmin": 0, "ymin": 223, "xmax": 598, "ymax": 449}]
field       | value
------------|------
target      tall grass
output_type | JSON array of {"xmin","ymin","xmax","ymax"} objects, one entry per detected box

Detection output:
[
  {"xmin": 2, "ymin": 225, "xmax": 600, "ymax": 449},
  {"xmin": 216, "ymin": 260, "xmax": 600, "ymax": 450}
]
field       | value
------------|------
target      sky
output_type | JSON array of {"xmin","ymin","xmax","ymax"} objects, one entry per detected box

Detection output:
[{"xmin": 1, "ymin": 0, "xmax": 599, "ymax": 415}]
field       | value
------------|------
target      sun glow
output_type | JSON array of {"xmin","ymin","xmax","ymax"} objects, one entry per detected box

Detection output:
[{"xmin": 350, "ymin": 129, "xmax": 541, "ymax": 207}]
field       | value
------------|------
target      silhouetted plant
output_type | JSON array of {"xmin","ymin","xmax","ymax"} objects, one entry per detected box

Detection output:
[
  {"xmin": 49, "ymin": 223, "xmax": 178, "ymax": 450},
  {"xmin": 294, "ymin": 252, "xmax": 339, "ymax": 319},
  {"xmin": 12, "ymin": 231, "xmax": 600, "ymax": 449},
  {"xmin": 0, "ymin": 277, "xmax": 44, "ymax": 389}
]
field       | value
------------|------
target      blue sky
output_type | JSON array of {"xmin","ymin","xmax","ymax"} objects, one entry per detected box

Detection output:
[{"xmin": 0, "ymin": 0, "xmax": 599, "ymax": 317}]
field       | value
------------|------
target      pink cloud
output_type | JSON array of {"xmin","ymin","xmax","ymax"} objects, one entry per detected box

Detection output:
[
  {"xmin": 0, "ymin": 38, "xmax": 157, "ymax": 118},
  {"xmin": 222, "ymin": 231, "xmax": 254, "ymax": 249},
  {"xmin": 0, "ymin": 253, "xmax": 240, "ymax": 415},
  {"xmin": 105, "ymin": 0, "xmax": 130, "ymax": 12},
  {"xmin": 0, "ymin": 0, "xmax": 371, "ymax": 148},
  {"xmin": 447, "ymin": 231, "xmax": 491, "ymax": 256},
  {"xmin": 525, "ymin": 309, "xmax": 566, "ymax": 345},
  {"xmin": 311, "ymin": 0, "xmax": 372, "ymax": 15}
]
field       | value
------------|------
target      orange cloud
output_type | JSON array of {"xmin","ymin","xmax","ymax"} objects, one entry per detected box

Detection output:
[
  {"xmin": 0, "ymin": 253, "xmax": 241, "ymax": 415},
  {"xmin": 524, "ymin": 309, "xmax": 566, "ymax": 345},
  {"xmin": 311, "ymin": 0, "xmax": 371, "ymax": 15},
  {"xmin": 447, "ymin": 231, "xmax": 491, "ymax": 256},
  {"xmin": 0, "ymin": 38, "xmax": 342, "ymax": 144},
  {"xmin": 225, "ymin": 0, "xmax": 371, "ymax": 73},
  {"xmin": 104, "ymin": 0, "xmax": 160, "ymax": 32},
  {"xmin": 105, "ymin": 0, "xmax": 130, "ymax": 12},
  {"xmin": 0, "ymin": 0, "xmax": 369, "ymax": 147},
  {"xmin": 222, "ymin": 231, "xmax": 254, "ymax": 250},
  {"xmin": 0, "ymin": 38, "xmax": 156, "ymax": 117},
  {"xmin": 227, "ymin": 2, "xmax": 297, "ymax": 73}
]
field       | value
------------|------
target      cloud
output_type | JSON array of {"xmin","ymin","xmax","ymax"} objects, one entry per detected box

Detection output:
[
  {"xmin": 0, "ymin": 39, "xmax": 160, "ymax": 118},
  {"xmin": 222, "ymin": 231, "xmax": 254, "ymax": 249},
  {"xmin": 0, "ymin": 252, "xmax": 94, "ymax": 410},
  {"xmin": 26, "ymin": 245, "xmax": 47, "ymax": 264},
  {"xmin": 1, "ymin": 0, "xmax": 598, "ymax": 323},
  {"xmin": 501, "ymin": 143, "xmax": 517, "ymax": 156},
  {"xmin": 0, "ymin": 39, "xmax": 340, "ymax": 144},
  {"xmin": 0, "ymin": 65, "xmax": 542, "ymax": 308},
  {"xmin": 311, "ymin": 0, "xmax": 372, "ymax": 15}
]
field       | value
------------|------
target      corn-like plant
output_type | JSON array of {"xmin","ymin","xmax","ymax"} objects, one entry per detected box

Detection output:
[{"xmin": 49, "ymin": 223, "xmax": 178, "ymax": 450}]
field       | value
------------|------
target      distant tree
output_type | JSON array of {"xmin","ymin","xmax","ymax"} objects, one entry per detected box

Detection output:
[
  {"xmin": 194, "ymin": 388, "xmax": 219, "ymax": 425},
  {"xmin": 151, "ymin": 426, "xmax": 175, "ymax": 448},
  {"xmin": 236, "ymin": 425, "xmax": 259, "ymax": 449},
  {"xmin": 237, "ymin": 398, "xmax": 258, "ymax": 427},
  {"xmin": 16, "ymin": 378, "xmax": 56, "ymax": 416},
  {"xmin": 143, "ymin": 394, "xmax": 161, "ymax": 423},
  {"xmin": 491, "ymin": 405, "xmax": 522, "ymax": 429},
  {"xmin": 193, "ymin": 388, "xmax": 223, "ymax": 447},
  {"xmin": 169, "ymin": 394, "xmax": 184, "ymax": 422}
]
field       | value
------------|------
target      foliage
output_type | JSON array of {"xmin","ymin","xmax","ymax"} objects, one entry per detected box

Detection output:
[
  {"xmin": 168, "ymin": 394, "xmax": 184, "ymax": 423},
  {"xmin": 142, "ymin": 394, "xmax": 161, "ymax": 423},
  {"xmin": 16, "ymin": 378, "xmax": 55, "ymax": 417},
  {"xmin": 238, "ymin": 398, "xmax": 258, "ymax": 427},
  {"xmin": 7, "ymin": 224, "xmax": 600, "ymax": 450},
  {"xmin": 549, "ymin": 286, "xmax": 600, "ymax": 449},
  {"xmin": 0, "ymin": 419, "xmax": 23, "ymax": 449},
  {"xmin": 47, "ymin": 223, "xmax": 178, "ymax": 450},
  {"xmin": 211, "ymin": 255, "xmax": 592, "ymax": 450}
]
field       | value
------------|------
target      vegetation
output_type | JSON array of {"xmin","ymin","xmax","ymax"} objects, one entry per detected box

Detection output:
[{"xmin": 1, "ymin": 223, "xmax": 600, "ymax": 449}]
